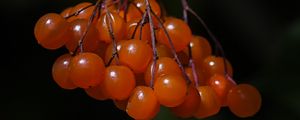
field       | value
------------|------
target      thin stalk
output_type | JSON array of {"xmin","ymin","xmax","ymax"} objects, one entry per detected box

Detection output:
[
  {"xmin": 105, "ymin": 8, "xmax": 120, "ymax": 65},
  {"xmin": 181, "ymin": 0, "xmax": 230, "ymax": 77},
  {"xmin": 145, "ymin": 0, "xmax": 158, "ymax": 88},
  {"xmin": 72, "ymin": 0, "xmax": 103, "ymax": 55},
  {"xmin": 181, "ymin": 0, "xmax": 199, "ymax": 87},
  {"xmin": 150, "ymin": 9, "xmax": 191, "ymax": 84}
]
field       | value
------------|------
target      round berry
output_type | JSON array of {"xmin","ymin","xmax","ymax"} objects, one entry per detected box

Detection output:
[
  {"xmin": 52, "ymin": 54, "xmax": 77, "ymax": 90},
  {"xmin": 69, "ymin": 52, "xmax": 105, "ymax": 88},
  {"xmin": 126, "ymin": 86, "xmax": 160, "ymax": 120},
  {"xmin": 227, "ymin": 84, "xmax": 261, "ymax": 118},
  {"xmin": 154, "ymin": 74, "xmax": 187, "ymax": 107}
]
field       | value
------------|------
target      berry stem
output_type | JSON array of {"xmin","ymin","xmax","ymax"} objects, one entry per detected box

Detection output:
[
  {"xmin": 181, "ymin": 0, "xmax": 199, "ymax": 87},
  {"xmin": 181, "ymin": 0, "xmax": 230, "ymax": 77},
  {"xmin": 73, "ymin": 0, "xmax": 103, "ymax": 55},
  {"xmin": 131, "ymin": 19, "xmax": 142, "ymax": 39},
  {"xmin": 105, "ymin": 8, "xmax": 120, "ymax": 65},
  {"xmin": 150, "ymin": 9, "xmax": 191, "ymax": 85},
  {"xmin": 145, "ymin": 0, "xmax": 158, "ymax": 88},
  {"xmin": 64, "ymin": 4, "xmax": 94, "ymax": 19},
  {"xmin": 130, "ymin": 12, "xmax": 148, "ymax": 40},
  {"xmin": 122, "ymin": 0, "xmax": 130, "ymax": 21},
  {"xmin": 181, "ymin": 0, "xmax": 188, "ymax": 23}
]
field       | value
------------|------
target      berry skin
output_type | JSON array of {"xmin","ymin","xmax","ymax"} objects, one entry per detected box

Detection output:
[
  {"xmin": 120, "ymin": 0, "xmax": 161, "ymax": 25},
  {"xmin": 104, "ymin": 40, "xmax": 127, "ymax": 65},
  {"xmin": 183, "ymin": 35, "xmax": 212, "ymax": 65},
  {"xmin": 194, "ymin": 86, "xmax": 221, "ymax": 119},
  {"xmin": 126, "ymin": 19, "xmax": 151, "ymax": 43},
  {"xmin": 119, "ymin": 39, "xmax": 153, "ymax": 73},
  {"xmin": 65, "ymin": 19, "xmax": 100, "ymax": 52},
  {"xmin": 177, "ymin": 51, "xmax": 190, "ymax": 66},
  {"xmin": 60, "ymin": 7, "xmax": 73, "ymax": 18},
  {"xmin": 34, "ymin": 13, "xmax": 70, "ymax": 49},
  {"xmin": 69, "ymin": 52, "xmax": 105, "ymax": 88},
  {"xmin": 156, "ymin": 43, "xmax": 173, "ymax": 58},
  {"xmin": 185, "ymin": 67, "xmax": 206, "ymax": 86},
  {"xmin": 126, "ymin": 86, "xmax": 160, "ymax": 120},
  {"xmin": 113, "ymin": 99, "xmax": 128, "ymax": 111},
  {"xmin": 207, "ymin": 74, "xmax": 236, "ymax": 106},
  {"xmin": 202, "ymin": 56, "xmax": 233, "ymax": 79},
  {"xmin": 144, "ymin": 57, "xmax": 181, "ymax": 86},
  {"xmin": 227, "ymin": 84, "xmax": 261, "ymax": 118},
  {"xmin": 154, "ymin": 74, "xmax": 187, "ymax": 107},
  {"xmin": 52, "ymin": 54, "xmax": 77, "ymax": 90},
  {"xmin": 96, "ymin": 11, "xmax": 126, "ymax": 43},
  {"xmin": 102, "ymin": 65, "xmax": 136, "ymax": 100},
  {"xmin": 171, "ymin": 86, "xmax": 201, "ymax": 118},
  {"xmin": 85, "ymin": 83, "xmax": 109, "ymax": 101},
  {"xmin": 157, "ymin": 17, "xmax": 192, "ymax": 52},
  {"xmin": 67, "ymin": 2, "xmax": 95, "ymax": 22}
]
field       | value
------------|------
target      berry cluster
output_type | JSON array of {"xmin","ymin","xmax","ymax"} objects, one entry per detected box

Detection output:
[{"xmin": 34, "ymin": 0, "xmax": 262, "ymax": 119}]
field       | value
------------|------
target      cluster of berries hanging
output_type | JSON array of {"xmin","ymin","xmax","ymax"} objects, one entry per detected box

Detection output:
[{"xmin": 34, "ymin": 0, "xmax": 262, "ymax": 119}]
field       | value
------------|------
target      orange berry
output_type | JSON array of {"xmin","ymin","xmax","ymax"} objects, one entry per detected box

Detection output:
[
  {"xmin": 157, "ymin": 17, "xmax": 192, "ymax": 52},
  {"xmin": 171, "ymin": 86, "xmax": 200, "ymax": 118},
  {"xmin": 65, "ymin": 19, "xmax": 99, "ymax": 52},
  {"xmin": 144, "ymin": 57, "xmax": 182, "ymax": 86},
  {"xmin": 154, "ymin": 74, "xmax": 187, "ymax": 107},
  {"xmin": 202, "ymin": 56, "xmax": 233, "ymax": 79},
  {"xmin": 119, "ymin": 39, "xmax": 153, "ymax": 73},
  {"xmin": 96, "ymin": 11, "xmax": 126, "ymax": 43},
  {"xmin": 194, "ymin": 86, "xmax": 221, "ymax": 119},
  {"xmin": 227, "ymin": 84, "xmax": 261, "ymax": 118},
  {"xmin": 104, "ymin": 40, "xmax": 127, "ymax": 65},
  {"xmin": 67, "ymin": 2, "xmax": 95, "ymax": 22},
  {"xmin": 183, "ymin": 35, "xmax": 212, "ymax": 65},
  {"xmin": 207, "ymin": 74, "xmax": 236, "ymax": 106},
  {"xmin": 52, "ymin": 54, "xmax": 77, "ymax": 90},
  {"xmin": 84, "ymin": 83, "xmax": 109, "ymax": 101},
  {"xmin": 69, "ymin": 52, "xmax": 105, "ymax": 88},
  {"xmin": 102, "ymin": 65, "xmax": 136, "ymax": 100},
  {"xmin": 156, "ymin": 43, "xmax": 173, "ymax": 58},
  {"xmin": 126, "ymin": 86, "xmax": 160, "ymax": 120},
  {"xmin": 34, "ymin": 13, "xmax": 70, "ymax": 49}
]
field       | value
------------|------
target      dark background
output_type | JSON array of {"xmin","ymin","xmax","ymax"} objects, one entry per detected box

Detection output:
[{"xmin": 1, "ymin": 0, "xmax": 300, "ymax": 119}]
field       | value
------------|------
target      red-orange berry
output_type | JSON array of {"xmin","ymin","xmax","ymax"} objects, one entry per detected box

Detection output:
[
  {"xmin": 52, "ymin": 54, "xmax": 77, "ymax": 90},
  {"xmin": 84, "ymin": 83, "xmax": 109, "ymax": 101},
  {"xmin": 126, "ymin": 86, "xmax": 160, "ymax": 120},
  {"xmin": 194, "ymin": 86, "xmax": 221, "ymax": 119},
  {"xmin": 65, "ymin": 19, "xmax": 99, "ymax": 52},
  {"xmin": 144, "ymin": 57, "xmax": 181, "ymax": 86},
  {"xmin": 69, "ymin": 52, "xmax": 105, "ymax": 88},
  {"xmin": 96, "ymin": 11, "xmax": 126, "ymax": 43},
  {"xmin": 202, "ymin": 56, "xmax": 233, "ymax": 79},
  {"xmin": 207, "ymin": 74, "xmax": 236, "ymax": 106},
  {"xmin": 102, "ymin": 65, "xmax": 136, "ymax": 100},
  {"xmin": 227, "ymin": 84, "xmax": 261, "ymax": 118},
  {"xmin": 154, "ymin": 74, "xmax": 187, "ymax": 107},
  {"xmin": 119, "ymin": 39, "xmax": 153, "ymax": 73},
  {"xmin": 171, "ymin": 86, "xmax": 201, "ymax": 118},
  {"xmin": 157, "ymin": 17, "xmax": 192, "ymax": 52},
  {"xmin": 34, "ymin": 13, "xmax": 70, "ymax": 49}
]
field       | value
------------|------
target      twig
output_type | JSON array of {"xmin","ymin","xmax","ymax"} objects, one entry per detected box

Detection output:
[
  {"xmin": 181, "ymin": 0, "xmax": 230, "ymax": 76},
  {"xmin": 150, "ymin": 9, "xmax": 191, "ymax": 85},
  {"xmin": 105, "ymin": 7, "xmax": 120, "ymax": 65},
  {"xmin": 145, "ymin": 0, "xmax": 158, "ymax": 88},
  {"xmin": 181, "ymin": 0, "xmax": 199, "ymax": 87},
  {"xmin": 72, "ymin": 0, "xmax": 103, "ymax": 55}
]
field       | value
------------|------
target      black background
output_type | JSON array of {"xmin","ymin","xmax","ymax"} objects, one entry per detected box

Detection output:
[{"xmin": 1, "ymin": 0, "xmax": 300, "ymax": 119}]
